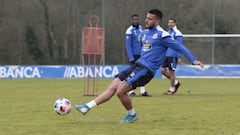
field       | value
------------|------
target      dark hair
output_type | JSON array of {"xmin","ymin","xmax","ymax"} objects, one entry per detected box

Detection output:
[
  {"xmin": 168, "ymin": 18, "xmax": 176, "ymax": 23},
  {"xmin": 131, "ymin": 14, "xmax": 139, "ymax": 18},
  {"xmin": 148, "ymin": 9, "xmax": 163, "ymax": 20}
]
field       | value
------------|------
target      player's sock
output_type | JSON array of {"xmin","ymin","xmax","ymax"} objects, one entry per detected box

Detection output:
[
  {"xmin": 174, "ymin": 80, "xmax": 179, "ymax": 85},
  {"xmin": 169, "ymin": 87, "xmax": 175, "ymax": 92},
  {"xmin": 129, "ymin": 90, "xmax": 134, "ymax": 94},
  {"xmin": 127, "ymin": 108, "xmax": 136, "ymax": 115},
  {"xmin": 140, "ymin": 86, "xmax": 146, "ymax": 94},
  {"xmin": 86, "ymin": 100, "xmax": 97, "ymax": 109}
]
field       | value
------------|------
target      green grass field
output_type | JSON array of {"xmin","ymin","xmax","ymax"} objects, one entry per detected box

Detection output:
[{"xmin": 0, "ymin": 78, "xmax": 240, "ymax": 135}]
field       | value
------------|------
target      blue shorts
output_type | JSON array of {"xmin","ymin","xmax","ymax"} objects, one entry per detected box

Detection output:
[
  {"xmin": 130, "ymin": 55, "xmax": 140, "ymax": 65},
  {"xmin": 116, "ymin": 63, "xmax": 154, "ymax": 89},
  {"xmin": 162, "ymin": 57, "xmax": 178, "ymax": 71}
]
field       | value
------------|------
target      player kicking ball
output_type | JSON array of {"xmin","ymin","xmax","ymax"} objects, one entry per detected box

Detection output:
[{"xmin": 76, "ymin": 9, "xmax": 204, "ymax": 123}]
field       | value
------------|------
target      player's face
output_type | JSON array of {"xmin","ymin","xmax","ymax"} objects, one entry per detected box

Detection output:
[
  {"xmin": 132, "ymin": 16, "xmax": 139, "ymax": 26},
  {"xmin": 145, "ymin": 13, "xmax": 159, "ymax": 29},
  {"xmin": 168, "ymin": 20, "xmax": 176, "ymax": 29}
]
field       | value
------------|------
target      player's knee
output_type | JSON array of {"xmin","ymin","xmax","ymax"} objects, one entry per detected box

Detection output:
[
  {"xmin": 116, "ymin": 87, "xmax": 125, "ymax": 97},
  {"xmin": 116, "ymin": 90, "xmax": 123, "ymax": 98},
  {"xmin": 160, "ymin": 68, "xmax": 166, "ymax": 74},
  {"xmin": 116, "ymin": 82, "xmax": 130, "ymax": 97},
  {"xmin": 108, "ymin": 78, "xmax": 121, "ymax": 91}
]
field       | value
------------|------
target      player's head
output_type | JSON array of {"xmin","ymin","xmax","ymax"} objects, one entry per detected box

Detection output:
[
  {"xmin": 145, "ymin": 9, "xmax": 163, "ymax": 29},
  {"xmin": 168, "ymin": 18, "xmax": 176, "ymax": 29},
  {"xmin": 131, "ymin": 14, "xmax": 140, "ymax": 27}
]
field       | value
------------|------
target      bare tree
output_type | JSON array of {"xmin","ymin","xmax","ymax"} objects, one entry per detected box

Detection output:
[{"xmin": 39, "ymin": 0, "xmax": 58, "ymax": 62}]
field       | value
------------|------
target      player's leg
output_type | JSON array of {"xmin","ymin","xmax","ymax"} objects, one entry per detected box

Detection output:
[
  {"xmin": 129, "ymin": 86, "xmax": 151, "ymax": 97},
  {"xmin": 94, "ymin": 78, "xmax": 121, "ymax": 104},
  {"xmin": 116, "ymin": 81, "xmax": 137, "ymax": 123},
  {"xmin": 75, "ymin": 64, "xmax": 136, "ymax": 115},
  {"xmin": 164, "ymin": 57, "xmax": 181, "ymax": 95},
  {"xmin": 140, "ymin": 86, "xmax": 151, "ymax": 96},
  {"xmin": 118, "ymin": 65, "xmax": 154, "ymax": 123},
  {"xmin": 161, "ymin": 57, "xmax": 170, "ymax": 79},
  {"xmin": 160, "ymin": 67, "xmax": 170, "ymax": 79},
  {"xmin": 169, "ymin": 70, "xmax": 176, "ymax": 92},
  {"xmin": 75, "ymin": 78, "xmax": 120, "ymax": 114},
  {"xmin": 116, "ymin": 81, "xmax": 133, "ymax": 110}
]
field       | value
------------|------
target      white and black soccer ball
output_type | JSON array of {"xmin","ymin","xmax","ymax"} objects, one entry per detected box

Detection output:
[{"xmin": 54, "ymin": 98, "xmax": 71, "ymax": 115}]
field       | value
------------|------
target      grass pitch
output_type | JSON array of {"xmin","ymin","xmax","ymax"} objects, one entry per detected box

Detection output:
[{"xmin": 0, "ymin": 78, "xmax": 240, "ymax": 135}]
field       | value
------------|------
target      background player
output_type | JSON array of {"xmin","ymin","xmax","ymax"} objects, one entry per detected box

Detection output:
[
  {"xmin": 125, "ymin": 14, "xmax": 151, "ymax": 97},
  {"xmin": 161, "ymin": 18, "xmax": 183, "ymax": 95}
]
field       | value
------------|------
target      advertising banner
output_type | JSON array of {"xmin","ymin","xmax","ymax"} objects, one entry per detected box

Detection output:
[{"xmin": 0, "ymin": 65, "xmax": 239, "ymax": 79}]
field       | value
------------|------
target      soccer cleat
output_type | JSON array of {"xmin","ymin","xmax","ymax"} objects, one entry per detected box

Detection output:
[
  {"xmin": 163, "ymin": 90, "xmax": 175, "ymax": 95},
  {"xmin": 129, "ymin": 92, "xmax": 137, "ymax": 97},
  {"xmin": 174, "ymin": 81, "xmax": 181, "ymax": 92},
  {"xmin": 141, "ymin": 92, "xmax": 152, "ymax": 97},
  {"xmin": 75, "ymin": 104, "xmax": 90, "ymax": 115},
  {"xmin": 120, "ymin": 113, "xmax": 137, "ymax": 123},
  {"xmin": 164, "ymin": 81, "xmax": 182, "ymax": 95}
]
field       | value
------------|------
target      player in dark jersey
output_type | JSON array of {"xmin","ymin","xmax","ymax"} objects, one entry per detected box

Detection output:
[{"xmin": 76, "ymin": 9, "xmax": 204, "ymax": 123}]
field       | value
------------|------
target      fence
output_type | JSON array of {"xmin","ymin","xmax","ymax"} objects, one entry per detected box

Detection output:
[{"xmin": 182, "ymin": 34, "xmax": 240, "ymax": 64}]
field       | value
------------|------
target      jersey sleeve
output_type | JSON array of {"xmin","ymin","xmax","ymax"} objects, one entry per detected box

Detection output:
[
  {"xmin": 162, "ymin": 37, "xmax": 196, "ymax": 64},
  {"xmin": 175, "ymin": 36, "xmax": 183, "ymax": 58},
  {"xmin": 125, "ymin": 27, "xmax": 132, "ymax": 34},
  {"xmin": 161, "ymin": 30, "xmax": 170, "ymax": 38},
  {"xmin": 126, "ymin": 34, "xmax": 134, "ymax": 62},
  {"xmin": 156, "ymin": 26, "xmax": 170, "ymax": 38}
]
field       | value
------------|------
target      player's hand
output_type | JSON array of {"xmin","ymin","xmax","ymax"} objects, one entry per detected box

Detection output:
[{"xmin": 193, "ymin": 60, "xmax": 204, "ymax": 68}]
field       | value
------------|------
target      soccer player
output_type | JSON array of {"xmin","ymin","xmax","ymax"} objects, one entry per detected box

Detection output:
[
  {"xmin": 125, "ymin": 14, "xmax": 151, "ymax": 97},
  {"xmin": 161, "ymin": 18, "xmax": 183, "ymax": 95},
  {"xmin": 75, "ymin": 9, "xmax": 204, "ymax": 123}
]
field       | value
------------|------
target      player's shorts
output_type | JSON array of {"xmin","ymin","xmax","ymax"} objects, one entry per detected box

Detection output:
[
  {"xmin": 133, "ymin": 55, "xmax": 140, "ymax": 61},
  {"xmin": 116, "ymin": 63, "xmax": 154, "ymax": 89},
  {"xmin": 130, "ymin": 55, "xmax": 141, "ymax": 65},
  {"xmin": 162, "ymin": 57, "xmax": 178, "ymax": 71}
]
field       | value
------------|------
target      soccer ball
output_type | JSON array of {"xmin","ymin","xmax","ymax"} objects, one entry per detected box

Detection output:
[{"xmin": 54, "ymin": 98, "xmax": 71, "ymax": 115}]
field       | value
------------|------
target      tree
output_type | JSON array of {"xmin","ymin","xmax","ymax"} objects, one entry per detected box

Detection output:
[{"xmin": 25, "ymin": 25, "xmax": 45, "ymax": 64}]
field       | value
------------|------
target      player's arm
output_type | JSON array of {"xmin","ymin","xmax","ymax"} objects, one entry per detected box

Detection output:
[
  {"xmin": 175, "ymin": 36, "xmax": 183, "ymax": 58},
  {"xmin": 175, "ymin": 36, "xmax": 183, "ymax": 44},
  {"xmin": 126, "ymin": 34, "xmax": 134, "ymax": 62},
  {"xmin": 163, "ymin": 37, "xmax": 203, "ymax": 68}
]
